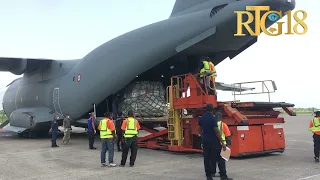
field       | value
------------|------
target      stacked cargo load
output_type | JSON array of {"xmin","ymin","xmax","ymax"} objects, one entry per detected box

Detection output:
[{"xmin": 118, "ymin": 81, "xmax": 168, "ymax": 118}]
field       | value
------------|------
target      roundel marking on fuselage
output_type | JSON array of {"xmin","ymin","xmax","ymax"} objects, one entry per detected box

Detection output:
[{"xmin": 77, "ymin": 74, "xmax": 81, "ymax": 82}]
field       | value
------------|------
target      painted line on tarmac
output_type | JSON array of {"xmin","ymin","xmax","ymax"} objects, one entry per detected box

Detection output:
[
  {"xmin": 287, "ymin": 140, "xmax": 313, "ymax": 144},
  {"xmin": 286, "ymin": 147, "xmax": 310, "ymax": 151},
  {"xmin": 297, "ymin": 173, "xmax": 320, "ymax": 180}
]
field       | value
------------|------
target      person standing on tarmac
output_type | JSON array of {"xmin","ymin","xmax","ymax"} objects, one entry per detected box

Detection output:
[
  {"xmin": 51, "ymin": 115, "xmax": 60, "ymax": 148},
  {"xmin": 115, "ymin": 111, "xmax": 124, "ymax": 152},
  {"xmin": 98, "ymin": 112, "xmax": 117, "ymax": 167},
  {"xmin": 88, "ymin": 113, "xmax": 97, "ymax": 150},
  {"xmin": 308, "ymin": 110, "xmax": 320, "ymax": 162},
  {"xmin": 61, "ymin": 114, "xmax": 72, "ymax": 145},
  {"xmin": 212, "ymin": 112, "xmax": 233, "ymax": 180},
  {"xmin": 120, "ymin": 110, "xmax": 141, "ymax": 167},
  {"xmin": 198, "ymin": 104, "xmax": 226, "ymax": 180}
]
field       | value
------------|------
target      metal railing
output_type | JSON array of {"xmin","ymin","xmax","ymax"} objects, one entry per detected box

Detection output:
[{"xmin": 231, "ymin": 80, "xmax": 277, "ymax": 102}]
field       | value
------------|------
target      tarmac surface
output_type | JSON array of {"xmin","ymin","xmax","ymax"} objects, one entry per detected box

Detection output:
[{"xmin": 0, "ymin": 114, "xmax": 319, "ymax": 180}]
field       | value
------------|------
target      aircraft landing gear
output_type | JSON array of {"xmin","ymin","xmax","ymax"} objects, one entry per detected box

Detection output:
[
  {"xmin": 17, "ymin": 130, "xmax": 37, "ymax": 139},
  {"xmin": 28, "ymin": 130, "xmax": 36, "ymax": 139}
]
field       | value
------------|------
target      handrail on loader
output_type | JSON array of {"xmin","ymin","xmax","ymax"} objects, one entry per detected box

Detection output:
[
  {"xmin": 231, "ymin": 80, "xmax": 277, "ymax": 102},
  {"xmin": 170, "ymin": 73, "xmax": 211, "ymax": 97}
]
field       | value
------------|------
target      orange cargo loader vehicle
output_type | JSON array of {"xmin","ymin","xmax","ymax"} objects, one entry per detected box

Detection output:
[{"xmin": 137, "ymin": 73, "xmax": 296, "ymax": 157}]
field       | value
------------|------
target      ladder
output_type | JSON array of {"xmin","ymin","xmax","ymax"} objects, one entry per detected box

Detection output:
[
  {"xmin": 167, "ymin": 109, "xmax": 175, "ymax": 140},
  {"xmin": 166, "ymin": 84, "xmax": 182, "ymax": 146}
]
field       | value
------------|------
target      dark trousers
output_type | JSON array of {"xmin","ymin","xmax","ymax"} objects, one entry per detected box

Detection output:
[
  {"xmin": 116, "ymin": 130, "xmax": 123, "ymax": 151},
  {"xmin": 313, "ymin": 134, "xmax": 320, "ymax": 158},
  {"xmin": 200, "ymin": 77, "xmax": 215, "ymax": 95},
  {"xmin": 121, "ymin": 136, "xmax": 138, "ymax": 166},
  {"xmin": 88, "ymin": 131, "xmax": 95, "ymax": 148},
  {"xmin": 51, "ymin": 131, "xmax": 57, "ymax": 146},
  {"xmin": 202, "ymin": 140, "xmax": 220, "ymax": 177},
  {"xmin": 101, "ymin": 138, "xmax": 114, "ymax": 164},
  {"xmin": 212, "ymin": 152, "xmax": 227, "ymax": 178}
]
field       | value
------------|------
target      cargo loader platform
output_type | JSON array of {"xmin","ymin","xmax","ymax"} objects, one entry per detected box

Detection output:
[{"xmin": 137, "ymin": 73, "xmax": 296, "ymax": 157}]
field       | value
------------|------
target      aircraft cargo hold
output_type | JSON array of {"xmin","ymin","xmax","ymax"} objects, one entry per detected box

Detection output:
[{"xmin": 118, "ymin": 81, "xmax": 168, "ymax": 118}]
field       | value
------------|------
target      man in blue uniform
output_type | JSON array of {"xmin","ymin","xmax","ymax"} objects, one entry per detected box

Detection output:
[
  {"xmin": 88, "ymin": 113, "xmax": 97, "ymax": 150},
  {"xmin": 115, "ymin": 111, "xmax": 124, "ymax": 152},
  {"xmin": 198, "ymin": 104, "xmax": 227, "ymax": 180},
  {"xmin": 51, "ymin": 115, "xmax": 59, "ymax": 148}
]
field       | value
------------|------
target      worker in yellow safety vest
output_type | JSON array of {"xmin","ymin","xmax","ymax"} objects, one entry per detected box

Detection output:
[
  {"xmin": 119, "ymin": 110, "xmax": 141, "ymax": 167},
  {"xmin": 98, "ymin": 112, "xmax": 116, "ymax": 167},
  {"xmin": 199, "ymin": 56, "xmax": 217, "ymax": 95},
  {"xmin": 308, "ymin": 110, "xmax": 320, "ymax": 162},
  {"xmin": 212, "ymin": 112, "xmax": 233, "ymax": 180}
]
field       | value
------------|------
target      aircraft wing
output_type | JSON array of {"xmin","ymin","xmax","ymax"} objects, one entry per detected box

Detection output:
[
  {"xmin": 0, "ymin": 57, "xmax": 53, "ymax": 75},
  {"xmin": 216, "ymin": 82, "xmax": 255, "ymax": 92}
]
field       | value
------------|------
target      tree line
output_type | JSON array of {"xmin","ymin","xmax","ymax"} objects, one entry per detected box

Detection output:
[{"xmin": 0, "ymin": 110, "xmax": 6, "ymax": 123}]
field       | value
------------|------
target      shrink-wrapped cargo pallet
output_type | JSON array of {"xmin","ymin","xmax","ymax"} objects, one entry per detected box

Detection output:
[{"xmin": 118, "ymin": 81, "xmax": 167, "ymax": 117}]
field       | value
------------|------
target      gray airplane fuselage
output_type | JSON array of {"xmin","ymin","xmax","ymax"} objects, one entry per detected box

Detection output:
[{"xmin": 2, "ymin": 0, "xmax": 295, "ymax": 132}]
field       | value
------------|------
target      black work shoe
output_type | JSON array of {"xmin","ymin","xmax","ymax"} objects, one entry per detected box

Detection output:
[
  {"xmin": 315, "ymin": 157, "xmax": 319, "ymax": 162},
  {"xmin": 90, "ymin": 147, "xmax": 97, "ymax": 150},
  {"xmin": 119, "ymin": 164, "xmax": 125, "ymax": 167},
  {"xmin": 206, "ymin": 177, "xmax": 213, "ymax": 180}
]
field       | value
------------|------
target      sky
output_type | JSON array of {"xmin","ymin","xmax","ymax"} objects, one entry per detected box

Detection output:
[{"xmin": 0, "ymin": 0, "xmax": 318, "ymax": 109}]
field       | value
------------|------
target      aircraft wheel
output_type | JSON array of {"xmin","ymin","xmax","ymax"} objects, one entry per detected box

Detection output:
[
  {"xmin": 38, "ymin": 131, "xmax": 50, "ymax": 138},
  {"xmin": 28, "ymin": 131, "xmax": 36, "ymax": 139}
]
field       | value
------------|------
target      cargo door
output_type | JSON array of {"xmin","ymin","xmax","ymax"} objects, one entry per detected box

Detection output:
[
  {"xmin": 262, "ymin": 124, "xmax": 285, "ymax": 151},
  {"xmin": 52, "ymin": 88, "xmax": 63, "ymax": 116}
]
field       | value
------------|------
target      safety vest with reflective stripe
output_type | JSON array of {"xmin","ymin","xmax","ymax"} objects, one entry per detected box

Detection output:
[
  {"xmin": 217, "ymin": 121, "xmax": 226, "ymax": 145},
  {"xmin": 309, "ymin": 118, "xmax": 320, "ymax": 133},
  {"xmin": 200, "ymin": 61, "xmax": 217, "ymax": 77},
  {"xmin": 100, "ymin": 118, "xmax": 113, "ymax": 139},
  {"xmin": 124, "ymin": 117, "xmax": 138, "ymax": 138}
]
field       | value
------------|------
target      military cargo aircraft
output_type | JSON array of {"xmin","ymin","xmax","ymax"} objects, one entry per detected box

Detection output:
[{"xmin": 0, "ymin": 0, "xmax": 295, "ymax": 138}]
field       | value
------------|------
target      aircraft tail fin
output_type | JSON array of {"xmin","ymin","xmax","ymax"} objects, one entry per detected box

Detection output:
[{"xmin": 170, "ymin": 0, "xmax": 209, "ymax": 17}]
